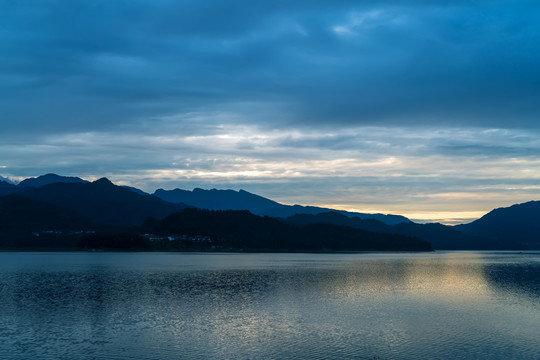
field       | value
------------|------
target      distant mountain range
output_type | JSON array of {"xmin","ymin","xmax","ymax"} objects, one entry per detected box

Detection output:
[
  {"xmin": 0, "ymin": 180, "xmax": 17, "ymax": 196},
  {"xmin": 0, "ymin": 174, "xmax": 87, "ymax": 196},
  {"xmin": 18, "ymin": 173, "xmax": 88, "ymax": 188},
  {"xmin": 0, "ymin": 176, "xmax": 15, "ymax": 185},
  {"xmin": 16, "ymin": 178, "xmax": 184, "ymax": 226},
  {"xmin": 455, "ymin": 201, "xmax": 540, "ymax": 249},
  {"xmin": 0, "ymin": 173, "xmax": 539, "ymax": 250},
  {"xmin": 284, "ymin": 212, "xmax": 520, "ymax": 250},
  {"xmin": 1, "ymin": 174, "xmax": 408, "ymax": 225},
  {"xmin": 0, "ymin": 194, "xmax": 95, "ymax": 248},
  {"xmin": 153, "ymin": 188, "xmax": 409, "ymax": 225},
  {"xmin": 154, "ymin": 188, "xmax": 282, "ymax": 215},
  {"xmin": 141, "ymin": 208, "xmax": 431, "ymax": 252}
]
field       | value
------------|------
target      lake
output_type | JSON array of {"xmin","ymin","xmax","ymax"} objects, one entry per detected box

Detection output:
[{"xmin": 1, "ymin": 251, "xmax": 539, "ymax": 359}]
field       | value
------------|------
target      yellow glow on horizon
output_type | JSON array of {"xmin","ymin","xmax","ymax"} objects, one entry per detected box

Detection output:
[{"xmin": 316, "ymin": 204, "xmax": 487, "ymax": 225}]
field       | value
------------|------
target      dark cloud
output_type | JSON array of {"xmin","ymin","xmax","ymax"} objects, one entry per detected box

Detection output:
[{"xmin": 2, "ymin": 0, "xmax": 540, "ymax": 134}]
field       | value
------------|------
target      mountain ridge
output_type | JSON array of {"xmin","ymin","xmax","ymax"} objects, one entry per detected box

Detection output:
[
  {"xmin": 153, "ymin": 188, "xmax": 409, "ymax": 226},
  {"xmin": 15, "ymin": 178, "xmax": 185, "ymax": 226},
  {"xmin": 0, "ymin": 180, "xmax": 18, "ymax": 196},
  {"xmin": 2, "ymin": 173, "xmax": 539, "ymax": 250},
  {"xmin": 18, "ymin": 173, "xmax": 88, "ymax": 188},
  {"xmin": 0, "ymin": 176, "xmax": 15, "ymax": 185},
  {"xmin": 140, "ymin": 208, "xmax": 432, "ymax": 252},
  {"xmin": 284, "ymin": 212, "xmax": 520, "ymax": 250},
  {"xmin": 455, "ymin": 200, "xmax": 540, "ymax": 248},
  {"xmin": 3, "ymin": 174, "xmax": 411, "ymax": 225},
  {"xmin": 0, "ymin": 194, "xmax": 96, "ymax": 248},
  {"xmin": 154, "ymin": 187, "xmax": 285, "ymax": 215}
]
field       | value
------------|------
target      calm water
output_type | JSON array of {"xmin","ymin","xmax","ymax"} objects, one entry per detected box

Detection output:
[{"xmin": 1, "ymin": 252, "xmax": 540, "ymax": 360}]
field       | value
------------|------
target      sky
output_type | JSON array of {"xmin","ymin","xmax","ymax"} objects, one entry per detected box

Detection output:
[{"xmin": 1, "ymin": 0, "xmax": 540, "ymax": 224}]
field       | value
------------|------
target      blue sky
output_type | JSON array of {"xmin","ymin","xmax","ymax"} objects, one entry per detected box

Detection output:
[{"xmin": 1, "ymin": 1, "xmax": 540, "ymax": 223}]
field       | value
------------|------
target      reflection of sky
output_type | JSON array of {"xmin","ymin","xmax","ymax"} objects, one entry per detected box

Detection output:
[
  {"xmin": 2, "ymin": 2, "xmax": 540, "ymax": 224},
  {"xmin": 2, "ymin": 252, "xmax": 540, "ymax": 359},
  {"xmin": 324, "ymin": 252, "xmax": 491, "ymax": 302},
  {"xmin": 402, "ymin": 254, "xmax": 491, "ymax": 299}
]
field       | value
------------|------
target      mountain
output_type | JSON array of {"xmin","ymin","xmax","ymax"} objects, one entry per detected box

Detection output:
[
  {"xmin": 16, "ymin": 177, "xmax": 185, "ymax": 226},
  {"xmin": 285, "ymin": 212, "xmax": 516, "ymax": 250},
  {"xmin": 0, "ymin": 173, "xmax": 89, "ymax": 196},
  {"xmin": 154, "ymin": 188, "xmax": 285, "ymax": 214},
  {"xmin": 142, "ymin": 208, "xmax": 432, "ymax": 252},
  {"xmin": 455, "ymin": 201, "xmax": 540, "ymax": 249},
  {"xmin": 0, "ymin": 180, "xmax": 18, "ymax": 196},
  {"xmin": 0, "ymin": 194, "xmax": 94, "ymax": 230},
  {"xmin": 286, "ymin": 212, "xmax": 395, "ymax": 232},
  {"xmin": 18, "ymin": 173, "xmax": 88, "ymax": 188},
  {"xmin": 392, "ymin": 221, "xmax": 513, "ymax": 250},
  {"xmin": 0, "ymin": 194, "xmax": 95, "ymax": 248},
  {"xmin": 154, "ymin": 188, "xmax": 409, "ymax": 225},
  {"xmin": 265, "ymin": 204, "xmax": 409, "ymax": 226},
  {"xmin": 0, "ymin": 176, "xmax": 15, "ymax": 184},
  {"xmin": 121, "ymin": 185, "xmax": 150, "ymax": 196}
]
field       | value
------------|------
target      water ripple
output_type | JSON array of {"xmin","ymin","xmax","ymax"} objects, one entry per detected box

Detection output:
[{"xmin": 1, "ymin": 252, "xmax": 540, "ymax": 359}]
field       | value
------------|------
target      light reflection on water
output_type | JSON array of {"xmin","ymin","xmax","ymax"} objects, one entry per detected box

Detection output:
[{"xmin": 1, "ymin": 252, "xmax": 539, "ymax": 359}]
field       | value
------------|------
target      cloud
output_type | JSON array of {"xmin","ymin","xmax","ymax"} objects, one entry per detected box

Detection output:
[
  {"xmin": 2, "ymin": 122, "xmax": 540, "ymax": 223},
  {"xmin": 1, "ymin": 0, "xmax": 540, "ymax": 135}
]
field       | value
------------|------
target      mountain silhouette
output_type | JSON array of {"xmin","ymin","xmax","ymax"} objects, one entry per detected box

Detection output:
[
  {"xmin": 0, "ymin": 180, "xmax": 18, "ymax": 196},
  {"xmin": 0, "ymin": 176, "xmax": 14, "ymax": 184},
  {"xmin": 265, "ymin": 204, "xmax": 409, "ymax": 226},
  {"xmin": 455, "ymin": 201, "xmax": 540, "ymax": 248},
  {"xmin": 154, "ymin": 188, "xmax": 286, "ymax": 214},
  {"xmin": 13, "ymin": 175, "xmax": 410, "ymax": 225},
  {"xmin": 0, "ymin": 194, "xmax": 95, "ymax": 248},
  {"xmin": 1, "ymin": 173, "xmax": 88, "ymax": 196},
  {"xmin": 121, "ymin": 185, "xmax": 150, "ymax": 196},
  {"xmin": 16, "ymin": 177, "xmax": 185, "ymax": 226},
  {"xmin": 285, "ymin": 212, "xmax": 521, "ymax": 250},
  {"xmin": 3, "ymin": 173, "xmax": 540, "ymax": 250},
  {"xmin": 0, "ymin": 194, "xmax": 94, "ymax": 230},
  {"xmin": 142, "ymin": 208, "xmax": 432, "ymax": 252},
  {"xmin": 154, "ymin": 188, "xmax": 409, "ymax": 225},
  {"xmin": 18, "ymin": 173, "xmax": 87, "ymax": 188}
]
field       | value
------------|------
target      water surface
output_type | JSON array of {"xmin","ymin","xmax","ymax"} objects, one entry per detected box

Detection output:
[{"xmin": 1, "ymin": 251, "xmax": 539, "ymax": 359}]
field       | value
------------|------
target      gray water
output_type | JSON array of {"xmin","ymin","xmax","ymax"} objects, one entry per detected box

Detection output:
[{"xmin": 1, "ymin": 252, "xmax": 539, "ymax": 360}]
